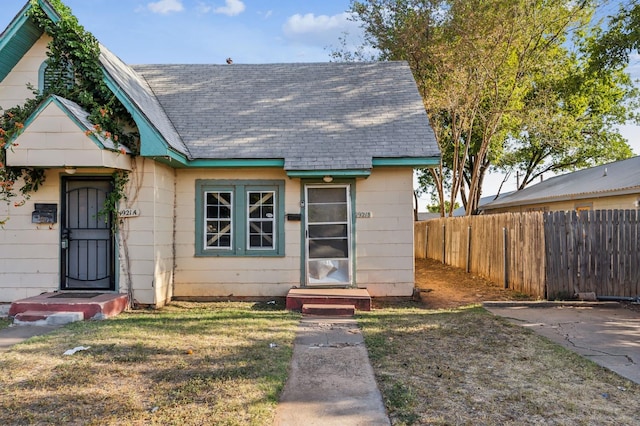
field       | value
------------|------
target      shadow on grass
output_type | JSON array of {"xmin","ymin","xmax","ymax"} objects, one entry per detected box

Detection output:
[{"xmin": 0, "ymin": 302, "xmax": 301, "ymax": 425}]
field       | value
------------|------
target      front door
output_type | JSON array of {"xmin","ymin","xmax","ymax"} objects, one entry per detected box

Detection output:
[
  {"xmin": 61, "ymin": 177, "xmax": 115, "ymax": 290},
  {"xmin": 304, "ymin": 185, "xmax": 352, "ymax": 286}
]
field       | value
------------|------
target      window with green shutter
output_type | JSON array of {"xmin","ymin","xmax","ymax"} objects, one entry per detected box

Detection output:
[{"xmin": 195, "ymin": 180, "xmax": 285, "ymax": 257}]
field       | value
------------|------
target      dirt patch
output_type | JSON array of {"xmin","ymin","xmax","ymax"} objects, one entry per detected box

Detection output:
[
  {"xmin": 412, "ymin": 258, "xmax": 640, "ymax": 312},
  {"xmin": 413, "ymin": 257, "xmax": 536, "ymax": 309}
]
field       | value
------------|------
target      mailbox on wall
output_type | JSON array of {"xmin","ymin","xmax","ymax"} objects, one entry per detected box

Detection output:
[{"xmin": 32, "ymin": 203, "xmax": 57, "ymax": 224}]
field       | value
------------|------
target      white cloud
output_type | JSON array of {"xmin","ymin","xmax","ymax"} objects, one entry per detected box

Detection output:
[
  {"xmin": 283, "ymin": 12, "xmax": 363, "ymax": 48},
  {"xmin": 214, "ymin": 0, "xmax": 246, "ymax": 16},
  {"xmin": 147, "ymin": 0, "xmax": 184, "ymax": 14},
  {"xmin": 197, "ymin": 1, "xmax": 212, "ymax": 14}
]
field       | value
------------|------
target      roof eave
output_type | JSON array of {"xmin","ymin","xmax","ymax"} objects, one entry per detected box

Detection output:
[
  {"xmin": 0, "ymin": 1, "xmax": 62, "ymax": 82},
  {"xmin": 372, "ymin": 157, "xmax": 440, "ymax": 167}
]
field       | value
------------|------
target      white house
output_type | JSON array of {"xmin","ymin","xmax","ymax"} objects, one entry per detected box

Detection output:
[{"xmin": 0, "ymin": 0, "xmax": 440, "ymax": 307}]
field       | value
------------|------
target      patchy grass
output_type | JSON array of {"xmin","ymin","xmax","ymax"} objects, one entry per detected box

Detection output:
[
  {"xmin": 359, "ymin": 305, "xmax": 640, "ymax": 425},
  {"xmin": 0, "ymin": 301, "xmax": 299, "ymax": 426}
]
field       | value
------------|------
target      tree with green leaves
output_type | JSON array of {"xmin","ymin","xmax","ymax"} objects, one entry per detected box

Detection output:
[
  {"xmin": 496, "ymin": 27, "xmax": 637, "ymax": 190},
  {"xmin": 346, "ymin": 0, "xmax": 637, "ymax": 215},
  {"xmin": 590, "ymin": 0, "xmax": 640, "ymax": 70}
]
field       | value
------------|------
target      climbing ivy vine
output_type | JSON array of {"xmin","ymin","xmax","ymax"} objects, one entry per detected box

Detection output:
[{"xmin": 0, "ymin": 0, "xmax": 138, "ymax": 220}]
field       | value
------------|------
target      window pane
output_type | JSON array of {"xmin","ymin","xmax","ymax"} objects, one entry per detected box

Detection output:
[
  {"xmin": 247, "ymin": 191, "xmax": 276, "ymax": 250},
  {"xmin": 308, "ymin": 259, "xmax": 349, "ymax": 283},
  {"xmin": 204, "ymin": 191, "xmax": 233, "ymax": 249},
  {"xmin": 308, "ymin": 188, "xmax": 347, "ymax": 203},
  {"xmin": 308, "ymin": 224, "xmax": 347, "ymax": 238},
  {"xmin": 309, "ymin": 238, "xmax": 349, "ymax": 259},
  {"xmin": 307, "ymin": 204, "xmax": 347, "ymax": 223}
]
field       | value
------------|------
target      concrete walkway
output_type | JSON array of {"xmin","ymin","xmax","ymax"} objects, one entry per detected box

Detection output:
[
  {"xmin": 1, "ymin": 304, "xmax": 60, "ymax": 352},
  {"xmin": 484, "ymin": 301, "xmax": 640, "ymax": 385},
  {"xmin": 274, "ymin": 317, "xmax": 390, "ymax": 425},
  {"xmin": 0, "ymin": 324, "xmax": 62, "ymax": 352}
]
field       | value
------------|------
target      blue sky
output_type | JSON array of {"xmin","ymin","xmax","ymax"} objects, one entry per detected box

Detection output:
[{"xmin": 3, "ymin": 0, "xmax": 361, "ymax": 64}]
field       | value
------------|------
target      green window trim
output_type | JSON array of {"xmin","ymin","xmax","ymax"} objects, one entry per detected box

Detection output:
[{"xmin": 195, "ymin": 179, "xmax": 285, "ymax": 257}]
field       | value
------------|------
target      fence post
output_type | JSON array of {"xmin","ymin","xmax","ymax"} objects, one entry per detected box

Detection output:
[
  {"xmin": 503, "ymin": 227, "xmax": 508, "ymax": 289},
  {"xmin": 466, "ymin": 225, "xmax": 472, "ymax": 273},
  {"xmin": 442, "ymin": 224, "xmax": 446, "ymax": 264},
  {"xmin": 425, "ymin": 225, "xmax": 428, "ymax": 259}
]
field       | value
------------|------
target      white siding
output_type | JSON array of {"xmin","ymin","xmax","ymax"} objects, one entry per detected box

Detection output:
[
  {"xmin": 0, "ymin": 36, "xmax": 49, "ymax": 108},
  {"xmin": 173, "ymin": 168, "xmax": 302, "ymax": 298},
  {"xmin": 118, "ymin": 158, "xmax": 175, "ymax": 306},
  {"xmin": 0, "ymin": 169, "xmax": 63, "ymax": 301},
  {"xmin": 172, "ymin": 167, "xmax": 416, "ymax": 298},
  {"xmin": 0, "ymin": 164, "xmax": 418, "ymax": 302},
  {"xmin": 355, "ymin": 168, "xmax": 415, "ymax": 296}
]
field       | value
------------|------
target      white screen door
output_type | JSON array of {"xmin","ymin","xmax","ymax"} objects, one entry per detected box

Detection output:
[{"xmin": 305, "ymin": 185, "xmax": 351, "ymax": 285}]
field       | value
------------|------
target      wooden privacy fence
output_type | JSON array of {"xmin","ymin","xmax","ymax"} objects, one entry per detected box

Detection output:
[
  {"xmin": 415, "ymin": 210, "xmax": 640, "ymax": 300},
  {"xmin": 545, "ymin": 210, "xmax": 640, "ymax": 299},
  {"xmin": 415, "ymin": 213, "xmax": 546, "ymax": 298}
]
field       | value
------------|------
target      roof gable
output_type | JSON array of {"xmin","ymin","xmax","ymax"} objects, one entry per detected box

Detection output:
[
  {"xmin": 0, "ymin": 1, "xmax": 59, "ymax": 83},
  {"xmin": 1, "ymin": 1, "xmax": 189, "ymax": 164},
  {"xmin": 6, "ymin": 95, "xmax": 131, "ymax": 170}
]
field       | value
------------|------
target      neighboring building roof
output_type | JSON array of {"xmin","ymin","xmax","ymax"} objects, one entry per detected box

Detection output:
[
  {"xmin": 132, "ymin": 62, "xmax": 439, "ymax": 171},
  {"xmin": 481, "ymin": 156, "xmax": 640, "ymax": 211},
  {"xmin": 452, "ymin": 191, "xmax": 515, "ymax": 216},
  {"xmin": 417, "ymin": 212, "xmax": 441, "ymax": 221}
]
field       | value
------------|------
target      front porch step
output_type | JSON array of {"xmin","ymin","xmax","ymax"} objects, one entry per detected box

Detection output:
[
  {"xmin": 9, "ymin": 292, "xmax": 129, "ymax": 324},
  {"xmin": 13, "ymin": 310, "xmax": 84, "ymax": 326},
  {"xmin": 286, "ymin": 288, "xmax": 371, "ymax": 312},
  {"xmin": 302, "ymin": 303, "xmax": 356, "ymax": 317}
]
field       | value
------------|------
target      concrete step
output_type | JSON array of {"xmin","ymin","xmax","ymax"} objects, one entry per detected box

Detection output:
[
  {"xmin": 13, "ymin": 310, "xmax": 84, "ymax": 326},
  {"xmin": 302, "ymin": 303, "xmax": 356, "ymax": 317},
  {"xmin": 286, "ymin": 288, "xmax": 371, "ymax": 311}
]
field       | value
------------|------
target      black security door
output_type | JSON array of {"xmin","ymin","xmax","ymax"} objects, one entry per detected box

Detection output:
[{"xmin": 61, "ymin": 177, "xmax": 115, "ymax": 290}]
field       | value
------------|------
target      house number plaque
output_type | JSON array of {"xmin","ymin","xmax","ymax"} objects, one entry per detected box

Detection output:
[
  {"xmin": 356, "ymin": 211, "xmax": 372, "ymax": 218},
  {"xmin": 118, "ymin": 208, "xmax": 140, "ymax": 218}
]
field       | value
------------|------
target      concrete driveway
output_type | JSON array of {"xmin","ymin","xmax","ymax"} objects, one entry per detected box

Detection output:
[{"xmin": 484, "ymin": 301, "xmax": 640, "ymax": 385}]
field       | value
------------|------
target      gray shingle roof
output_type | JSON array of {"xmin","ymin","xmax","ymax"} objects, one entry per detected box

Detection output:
[
  {"xmin": 99, "ymin": 45, "xmax": 190, "ymax": 157},
  {"xmin": 482, "ymin": 156, "xmax": 640, "ymax": 210},
  {"xmin": 131, "ymin": 62, "xmax": 439, "ymax": 170}
]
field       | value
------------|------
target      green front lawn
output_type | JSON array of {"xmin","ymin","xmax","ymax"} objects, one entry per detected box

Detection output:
[{"xmin": 0, "ymin": 301, "xmax": 299, "ymax": 426}]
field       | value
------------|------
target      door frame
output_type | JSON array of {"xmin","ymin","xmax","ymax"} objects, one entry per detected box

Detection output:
[
  {"xmin": 300, "ymin": 180, "xmax": 356, "ymax": 287},
  {"xmin": 60, "ymin": 175, "xmax": 116, "ymax": 291}
]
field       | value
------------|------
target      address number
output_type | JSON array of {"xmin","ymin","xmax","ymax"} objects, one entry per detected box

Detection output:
[
  {"xmin": 356, "ymin": 211, "xmax": 372, "ymax": 218},
  {"xmin": 118, "ymin": 208, "xmax": 140, "ymax": 218}
]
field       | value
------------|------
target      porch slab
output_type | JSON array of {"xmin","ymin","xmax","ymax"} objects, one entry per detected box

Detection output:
[
  {"xmin": 286, "ymin": 288, "xmax": 371, "ymax": 312},
  {"xmin": 8, "ymin": 292, "xmax": 129, "ymax": 322}
]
